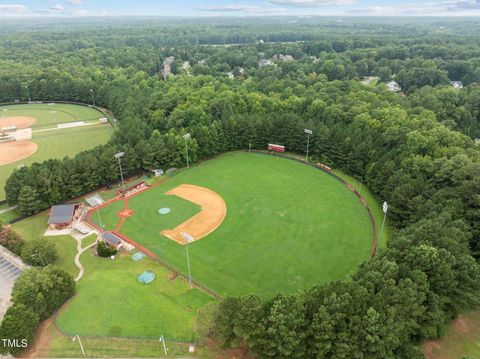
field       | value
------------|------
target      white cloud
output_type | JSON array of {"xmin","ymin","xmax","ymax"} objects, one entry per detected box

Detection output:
[
  {"xmin": 49, "ymin": 4, "xmax": 65, "ymax": 12},
  {"xmin": 269, "ymin": 0, "xmax": 355, "ymax": 6},
  {"xmin": 199, "ymin": 4, "xmax": 287, "ymax": 15},
  {"xmin": 0, "ymin": 4, "xmax": 28, "ymax": 14},
  {"xmin": 66, "ymin": 0, "xmax": 83, "ymax": 4}
]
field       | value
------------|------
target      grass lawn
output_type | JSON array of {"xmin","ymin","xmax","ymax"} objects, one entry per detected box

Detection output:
[
  {"xmin": 422, "ymin": 311, "xmax": 480, "ymax": 359},
  {"xmin": 0, "ymin": 103, "xmax": 113, "ymax": 200},
  {"xmin": 96, "ymin": 152, "xmax": 379, "ymax": 297},
  {"xmin": 55, "ymin": 250, "xmax": 214, "ymax": 341},
  {"xmin": 11, "ymin": 212, "xmax": 84, "ymax": 277}
]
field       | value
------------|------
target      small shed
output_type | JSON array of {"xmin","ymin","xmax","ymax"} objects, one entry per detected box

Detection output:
[
  {"xmin": 48, "ymin": 204, "xmax": 79, "ymax": 229},
  {"xmin": 103, "ymin": 232, "xmax": 122, "ymax": 249},
  {"xmin": 85, "ymin": 194, "xmax": 105, "ymax": 207},
  {"xmin": 152, "ymin": 169, "xmax": 164, "ymax": 177}
]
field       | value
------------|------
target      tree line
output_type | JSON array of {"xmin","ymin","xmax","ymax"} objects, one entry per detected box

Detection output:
[{"xmin": 1, "ymin": 19, "xmax": 480, "ymax": 358}]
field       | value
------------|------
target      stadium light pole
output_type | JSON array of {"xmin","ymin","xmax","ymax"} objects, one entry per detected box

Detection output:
[
  {"xmin": 72, "ymin": 335, "xmax": 86, "ymax": 357},
  {"xmin": 304, "ymin": 128, "xmax": 313, "ymax": 162},
  {"xmin": 25, "ymin": 85, "xmax": 31, "ymax": 102},
  {"xmin": 376, "ymin": 201, "xmax": 388, "ymax": 256},
  {"xmin": 159, "ymin": 335, "xmax": 168, "ymax": 356},
  {"xmin": 181, "ymin": 232, "xmax": 194, "ymax": 289},
  {"xmin": 183, "ymin": 133, "xmax": 191, "ymax": 168},
  {"xmin": 113, "ymin": 152, "xmax": 125, "ymax": 188},
  {"xmin": 90, "ymin": 89, "xmax": 95, "ymax": 107},
  {"xmin": 50, "ymin": 110, "xmax": 57, "ymax": 124}
]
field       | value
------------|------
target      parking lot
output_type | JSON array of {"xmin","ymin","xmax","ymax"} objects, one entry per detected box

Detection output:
[{"xmin": 0, "ymin": 249, "xmax": 26, "ymax": 321}]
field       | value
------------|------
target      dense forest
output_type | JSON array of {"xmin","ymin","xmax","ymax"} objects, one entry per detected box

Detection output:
[{"xmin": 1, "ymin": 17, "xmax": 480, "ymax": 358}]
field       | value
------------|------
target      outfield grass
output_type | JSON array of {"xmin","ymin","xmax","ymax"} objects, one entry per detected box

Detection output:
[
  {"xmin": 0, "ymin": 103, "xmax": 113, "ymax": 200},
  {"xmin": 55, "ymin": 250, "xmax": 214, "ymax": 341},
  {"xmin": 97, "ymin": 152, "xmax": 379, "ymax": 297}
]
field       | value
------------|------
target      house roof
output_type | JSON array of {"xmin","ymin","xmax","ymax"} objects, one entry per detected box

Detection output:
[
  {"xmin": 103, "ymin": 232, "xmax": 121, "ymax": 246},
  {"xmin": 48, "ymin": 204, "xmax": 77, "ymax": 224}
]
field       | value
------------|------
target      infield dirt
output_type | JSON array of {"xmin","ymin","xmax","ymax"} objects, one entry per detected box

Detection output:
[
  {"xmin": 0, "ymin": 141, "xmax": 38, "ymax": 165},
  {"xmin": 161, "ymin": 184, "xmax": 227, "ymax": 244}
]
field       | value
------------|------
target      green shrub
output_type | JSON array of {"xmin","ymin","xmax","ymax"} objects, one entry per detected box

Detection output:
[
  {"xmin": 0, "ymin": 228, "xmax": 25, "ymax": 256},
  {"xmin": 97, "ymin": 241, "xmax": 118, "ymax": 257}
]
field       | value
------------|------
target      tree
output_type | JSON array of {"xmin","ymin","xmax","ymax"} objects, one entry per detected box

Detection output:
[
  {"xmin": 0, "ymin": 304, "xmax": 39, "ymax": 355},
  {"xmin": 21, "ymin": 238, "xmax": 57, "ymax": 267}
]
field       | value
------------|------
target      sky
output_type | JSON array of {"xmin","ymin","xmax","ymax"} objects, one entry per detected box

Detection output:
[{"xmin": 1, "ymin": 0, "xmax": 480, "ymax": 17}]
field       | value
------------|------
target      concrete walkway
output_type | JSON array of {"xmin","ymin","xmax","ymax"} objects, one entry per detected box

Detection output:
[
  {"xmin": 74, "ymin": 237, "xmax": 98, "ymax": 282},
  {"xmin": 0, "ymin": 205, "xmax": 17, "ymax": 215}
]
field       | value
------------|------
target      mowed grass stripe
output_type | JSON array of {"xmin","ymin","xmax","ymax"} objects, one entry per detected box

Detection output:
[{"xmin": 106, "ymin": 152, "xmax": 375, "ymax": 297}]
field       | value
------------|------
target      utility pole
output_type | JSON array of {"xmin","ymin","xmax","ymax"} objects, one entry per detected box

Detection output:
[
  {"xmin": 31, "ymin": 253, "xmax": 44, "ymax": 267},
  {"xmin": 376, "ymin": 201, "xmax": 388, "ymax": 256},
  {"xmin": 90, "ymin": 89, "xmax": 95, "ymax": 107},
  {"xmin": 159, "ymin": 335, "xmax": 168, "ymax": 356},
  {"xmin": 25, "ymin": 85, "xmax": 31, "ymax": 102},
  {"xmin": 72, "ymin": 335, "xmax": 85, "ymax": 357},
  {"xmin": 304, "ymin": 128, "xmax": 313, "ymax": 162}
]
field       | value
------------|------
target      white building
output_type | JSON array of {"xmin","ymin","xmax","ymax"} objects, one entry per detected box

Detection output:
[
  {"xmin": 451, "ymin": 81, "xmax": 463, "ymax": 89},
  {"xmin": 386, "ymin": 81, "xmax": 401, "ymax": 92},
  {"xmin": 258, "ymin": 59, "xmax": 272, "ymax": 68}
]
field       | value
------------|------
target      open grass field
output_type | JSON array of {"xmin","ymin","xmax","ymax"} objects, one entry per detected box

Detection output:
[
  {"xmin": 55, "ymin": 250, "xmax": 214, "ymax": 341},
  {"xmin": 0, "ymin": 103, "xmax": 113, "ymax": 199},
  {"xmin": 422, "ymin": 311, "xmax": 480, "ymax": 359},
  {"xmin": 11, "ymin": 211, "xmax": 214, "ymax": 342},
  {"xmin": 92, "ymin": 152, "xmax": 380, "ymax": 297}
]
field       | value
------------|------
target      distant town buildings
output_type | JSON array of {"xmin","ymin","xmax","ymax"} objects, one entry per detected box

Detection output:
[
  {"xmin": 258, "ymin": 59, "xmax": 272, "ymax": 68},
  {"xmin": 386, "ymin": 81, "xmax": 402, "ymax": 92},
  {"xmin": 451, "ymin": 81, "xmax": 463, "ymax": 89},
  {"xmin": 161, "ymin": 56, "xmax": 175, "ymax": 81},
  {"xmin": 198, "ymin": 59, "xmax": 207, "ymax": 66},
  {"xmin": 273, "ymin": 54, "xmax": 294, "ymax": 62}
]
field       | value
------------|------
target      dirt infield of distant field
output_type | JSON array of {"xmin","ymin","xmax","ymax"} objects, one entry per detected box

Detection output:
[
  {"xmin": 0, "ymin": 116, "xmax": 36, "ymax": 129},
  {"xmin": 161, "ymin": 184, "xmax": 227, "ymax": 245},
  {"xmin": 0, "ymin": 141, "xmax": 38, "ymax": 166},
  {"xmin": 118, "ymin": 209, "xmax": 135, "ymax": 218}
]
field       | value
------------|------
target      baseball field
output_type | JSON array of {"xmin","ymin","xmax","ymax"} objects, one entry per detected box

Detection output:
[
  {"xmin": 0, "ymin": 103, "xmax": 113, "ymax": 199},
  {"xmin": 91, "ymin": 152, "xmax": 378, "ymax": 297}
]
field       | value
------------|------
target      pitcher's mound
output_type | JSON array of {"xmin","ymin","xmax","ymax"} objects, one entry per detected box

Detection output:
[
  {"xmin": 118, "ymin": 209, "xmax": 135, "ymax": 218},
  {"xmin": 0, "ymin": 141, "xmax": 38, "ymax": 166},
  {"xmin": 0, "ymin": 116, "xmax": 36, "ymax": 129}
]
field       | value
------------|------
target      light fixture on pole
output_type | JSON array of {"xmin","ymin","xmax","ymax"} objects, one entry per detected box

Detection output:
[
  {"xmin": 304, "ymin": 128, "xmax": 313, "ymax": 162},
  {"xmin": 183, "ymin": 133, "xmax": 191, "ymax": 168},
  {"xmin": 72, "ymin": 335, "xmax": 86, "ymax": 357},
  {"xmin": 113, "ymin": 152, "xmax": 125, "ymax": 188},
  {"xmin": 90, "ymin": 89, "xmax": 95, "ymax": 106},
  {"xmin": 181, "ymin": 232, "xmax": 194, "ymax": 289},
  {"xmin": 376, "ymin": 201, "xmax": 388, "ymax": 256},
  {"xmin": 25, "ymin": 85, "xmax": 31, "ymax": 102}
]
